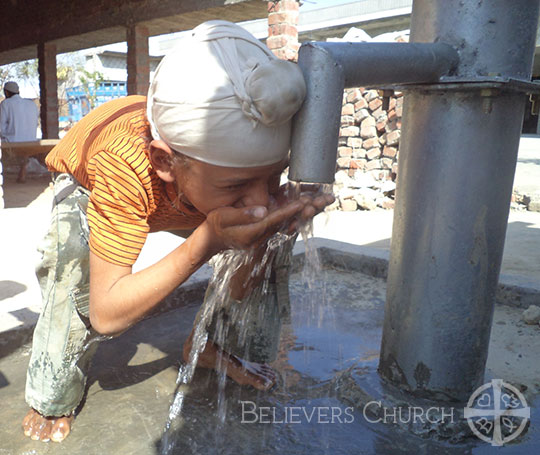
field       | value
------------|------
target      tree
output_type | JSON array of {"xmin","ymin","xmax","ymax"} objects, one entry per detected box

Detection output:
[{"xmin": 77, "ymin": 69, "xmax": 105, "ymax": 110}]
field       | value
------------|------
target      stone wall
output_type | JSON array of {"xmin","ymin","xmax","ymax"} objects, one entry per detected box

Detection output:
[{"xmin": 334, "ymin": 88, "xmax": 403, "ymax": 211}]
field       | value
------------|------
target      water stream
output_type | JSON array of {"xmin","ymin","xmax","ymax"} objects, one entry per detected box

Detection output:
[{"xmin": 160, "ymin": 182, "xmax": 333, "ymax": 454}]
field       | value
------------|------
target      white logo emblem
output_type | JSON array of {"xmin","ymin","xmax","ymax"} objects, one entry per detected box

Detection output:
[{"xmin": 464, "ymin": 379, "xmax": 530, "ymax": 446}]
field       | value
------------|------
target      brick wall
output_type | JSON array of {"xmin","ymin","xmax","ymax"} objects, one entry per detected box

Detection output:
[
  {"xmin": 334, "ymin": 88, "xmax": 403, "ymax": 211},
  {"xmin": 266, "ymin": 0, "xmax": 300, "ymax": 61}
]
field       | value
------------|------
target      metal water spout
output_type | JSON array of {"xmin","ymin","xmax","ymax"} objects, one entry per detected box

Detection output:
[
  {"xmin": 289, "ymin": 0, "xmax": 540, "ymax": 403},
  {"xmin": 289, "ymin": 41, "xmax": 458, "ymax": 183}
]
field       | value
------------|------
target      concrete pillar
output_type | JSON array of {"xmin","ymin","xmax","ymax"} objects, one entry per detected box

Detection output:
[
  {"xmin": 38, "ymin": 42, "xmax": 59, "ymax": 139},
  {"xmin": 267, "ymin": 0, "xmax": 300, "ymax": 61},
  {"xmin": 127, "ymin": 24, "xmax": 150, "ymax": 96}
]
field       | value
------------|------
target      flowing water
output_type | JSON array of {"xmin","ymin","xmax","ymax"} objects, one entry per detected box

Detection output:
[{"xmin": 161, "ymin": 182, "xmax": 334, "ymax": 454}]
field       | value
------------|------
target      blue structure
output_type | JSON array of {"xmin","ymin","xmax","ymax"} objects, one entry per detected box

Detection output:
[{"xmin": 64, "ymin": 81, "xmax": 126, "ymax": 122}]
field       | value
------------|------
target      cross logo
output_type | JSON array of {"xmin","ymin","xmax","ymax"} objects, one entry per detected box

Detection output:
[{"xmin": 464, "ymin": 379, "xmax": 530, "ymax": 446}]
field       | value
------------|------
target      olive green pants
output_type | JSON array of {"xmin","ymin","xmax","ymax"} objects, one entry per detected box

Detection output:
[{"xmin": 25, "ymin": 173, "xmax": 293, "ymax": 417}]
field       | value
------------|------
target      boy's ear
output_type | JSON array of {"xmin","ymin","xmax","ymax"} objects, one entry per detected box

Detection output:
[{"xmin": 149, "ymin": 140, "xmax": 176, "ymax": 183}]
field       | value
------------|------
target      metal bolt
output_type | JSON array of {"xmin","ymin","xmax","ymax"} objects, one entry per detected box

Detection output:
[
  {"xmin": 530, "ymin": 94, "xmax": 540, "ymax": 116},
  {"xmin": 480, "ymin": 88, "xmax": 498, "ymax": 114},
  {"xmin": 378, "ymin": 89, "xmax": 395, "ymax": 111}
]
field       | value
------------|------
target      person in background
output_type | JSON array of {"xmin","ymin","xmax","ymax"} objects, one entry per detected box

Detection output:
[{"xmin": 0, "ymin": 81, "xmax": 39, "ymax": 183}]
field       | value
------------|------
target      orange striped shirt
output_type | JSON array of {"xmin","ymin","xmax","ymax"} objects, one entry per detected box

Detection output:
[{"xmin": 46, "ymin": 96, "xmax": 206, "ymax": 266}]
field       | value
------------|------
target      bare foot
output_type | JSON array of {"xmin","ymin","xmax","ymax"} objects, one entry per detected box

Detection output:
[
  {"xmin": 22, "ymin": 408, "xmax": 73, "ymax": 442},
  {"xmin": 183, "ymin": 331, "xmax": 276, "ymax": 391}
]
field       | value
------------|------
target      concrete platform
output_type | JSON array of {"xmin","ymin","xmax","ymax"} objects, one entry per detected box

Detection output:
[{"xmin": 1, "ymin": 262, "xmax": 539, "ymax": 454}]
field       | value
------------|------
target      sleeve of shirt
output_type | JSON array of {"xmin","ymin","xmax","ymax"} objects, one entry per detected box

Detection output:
[
  {"xmin": 0, "ymin": 102, "xmax": 8, "ymax": 140},
  {"xmin": 87, "ymin": 150, "xmax": 151, "ymax": 266}
]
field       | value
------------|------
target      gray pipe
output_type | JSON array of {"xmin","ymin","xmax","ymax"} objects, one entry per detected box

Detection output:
[
  {"xmin": 289, "ymin": 42, "xmax": 458, "ymax": 183},
  {"xmin": 379, "ymin": 0, "xmax": 540, "ymax": 402}
]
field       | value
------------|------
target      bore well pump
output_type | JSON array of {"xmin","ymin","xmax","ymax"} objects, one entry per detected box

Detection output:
[{"xmin": 289, "ymin": 0, "xmax": 540, "ymax": 402}]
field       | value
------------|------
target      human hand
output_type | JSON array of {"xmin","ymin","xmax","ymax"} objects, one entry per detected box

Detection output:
[
  {"xmin": 271, "ymin": 183, "xmax": 335, "ymax": 234},
  {"xmin": 202, "ymin": 199, "xmax": 305, "ymax": 254}
]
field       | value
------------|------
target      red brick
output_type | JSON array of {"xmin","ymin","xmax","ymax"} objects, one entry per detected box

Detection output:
[
  {"xmin": 376, "ymin": 116, "xmax": 387, "ymax": 132},
  {"xmin": 268, "ymin": 0, "xmax": 300, "ymax": 13},
  {"xmin": 353, "ymin": 148, "xmax": 367, "ymax": 159},
  {"xmin": 360, "ymin": 125, "xmax": 377, "ymax": 139},
  {"xmin": 366, "ymin": 147, "xmax": 381, "ymax": 160},
  {"xmin": 369, "ymin": 98, "xmax": 382, "ymax": 111},
  {"xmin": 268, "ymin": 23, "xmax": 298, "ymax": 37},
  {"xmin": 361, "ymin": 116, "xmax": 375, "ymax": 128},
  {"xmin": 342, "ymin": 103, "xmax": 355, "ymax": 115},
  {"xmin": 389, "ymin": 98, "xmax": 397, "ymax": 110},
  {"xmin": 266, "ymin": 35, "xmax": 290, "ymax": 49},
  {"xmin": 341, "ymin": 115, "xmax": 355, "ymax": 126},
  {"xmin": 382, "ymin": 199, "xmax": 395, "ymax": 210},
  {"xmin": 350, "ymin": 159, "xmax": 367, "ymax": 170},
  {"xmin": 338, "ymin": 146, "xmax": 353, "ymax": 157},
  {"xmin": 355, "ymin": 108, "xmax": 370, "ymax": 123},
  {"xmin": 364, "ymin": 89, "xmax": 379, "ymax": 102},
  {"xmin": 346, "ymin": 88, "xmax": 362, "ymax": 103},
  {"xmin": 268, "ymin": 11, "xmax": 299, "ymax": 25},
  {"xmin": 362, "ymin": 137, "xmax": 379, "ymax": 149},
  {"xmin": 386, "ymin": 130, "xmax": 401, "ymax": 146},
  {"xmin": 354, "ymin": 98, "xmax": 368, "ymax": 110},
  {"xmin": 347, "ymin": 137, "xmax": 363, "ymax": 148},
  {"xmin": 340, "ymin": 126, "xmax": 360, "ymax": 137},
  {"xmin": 337, "ymin": 157, "xmax": 351, "ymax": 168},
  {"xmin": 381, "ymin": 157, "xmax": 393, "ymax": 169},
  {"xmin": 382, "ymin": 146, "xmax": 398, "ymax": 158},
  {"xmin": 366, "ymin": 159, "xmax": 381, "ymax": 171}
]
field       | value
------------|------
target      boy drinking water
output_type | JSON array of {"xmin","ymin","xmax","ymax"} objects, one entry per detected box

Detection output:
[{"xmin": 22, "ymin": 20, "xmax": 334, "ymax": 442}]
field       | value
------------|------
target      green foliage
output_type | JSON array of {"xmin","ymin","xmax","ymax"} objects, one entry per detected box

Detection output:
[{"xmin": 78, "ymin": 69, "xmax": 105, "ymax": 109}]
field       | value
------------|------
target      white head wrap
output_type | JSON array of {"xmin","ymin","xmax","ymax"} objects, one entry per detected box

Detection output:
[{"xmin": 147, "ymin": 20, "xmax": 306, "ymax": 168}]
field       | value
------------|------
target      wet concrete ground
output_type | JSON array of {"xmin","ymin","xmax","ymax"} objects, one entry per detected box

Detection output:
[{"xmin": 1, "ymin": 266, "xmax": 539, "ymax": 455}]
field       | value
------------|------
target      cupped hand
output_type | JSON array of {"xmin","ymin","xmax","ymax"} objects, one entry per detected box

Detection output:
[
  {"xmin": 203, "ymin": 199, "xmax": 305, "ymax": 253},
  {"xmin": 272, "ymin": 183, "xmax": 335, "ymax": 234}
]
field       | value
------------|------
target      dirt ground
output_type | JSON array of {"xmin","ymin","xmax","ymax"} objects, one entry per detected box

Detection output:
[{"xmin": 2, "ymin": 173, "xmax": 53, "ymax": 209}]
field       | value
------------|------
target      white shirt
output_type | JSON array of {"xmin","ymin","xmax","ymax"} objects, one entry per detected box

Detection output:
[{"xmin": 0, "ymin": 94, "xmax": 39, "ymax": 143}]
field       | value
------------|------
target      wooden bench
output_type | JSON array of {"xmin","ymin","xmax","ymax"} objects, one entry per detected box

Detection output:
[{"xmin": 1, "ymin": 139, "xmax": 60, "ymax": 157}]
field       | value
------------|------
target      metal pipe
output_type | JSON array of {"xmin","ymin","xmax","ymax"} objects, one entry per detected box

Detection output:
[
  {"xmin": 289, "ymin": 42, "xmax": 458, "ymax": 183},
  {"xmin": 379, "ymin": 0, "xmax": 540, "ymax": 402}
]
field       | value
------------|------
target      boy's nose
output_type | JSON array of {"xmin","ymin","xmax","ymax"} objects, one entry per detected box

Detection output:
[{"xmin": 242, "ymin": 181, "xmax": 270, "ymax": 208}]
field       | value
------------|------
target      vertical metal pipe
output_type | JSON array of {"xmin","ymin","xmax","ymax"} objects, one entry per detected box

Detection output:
[{"xmin": 379, "ymin": 0, "xmax": 540, "ymax": 402}]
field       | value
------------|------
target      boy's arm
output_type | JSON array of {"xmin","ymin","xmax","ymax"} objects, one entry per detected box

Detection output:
[
  {"xmin": 89, "ymin": 221, "xmax": 213, "ymax": 335},
  {"xmin": 89, "ymin": 201, "xmax": 305, "ymax": 335}
]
